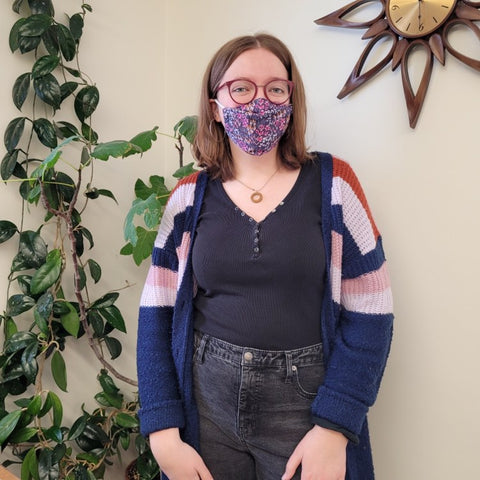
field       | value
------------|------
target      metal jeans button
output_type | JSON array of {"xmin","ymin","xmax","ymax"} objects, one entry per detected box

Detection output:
[{"xmin": 244, "ymin": 351, "xmax": 253, "ymax": 361}]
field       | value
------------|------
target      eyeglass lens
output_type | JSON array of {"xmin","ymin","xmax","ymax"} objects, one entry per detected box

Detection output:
[{"xmin": 228, "ymin": 79, "xmax": 292, "ymax": 104}]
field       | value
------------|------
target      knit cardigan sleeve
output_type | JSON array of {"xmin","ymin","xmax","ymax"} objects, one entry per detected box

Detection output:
[
  {"xmin": 136, "ymin": 173, "xmax": 200, "ymax": 437},
  {"xmin": 311, "ymin": 157, "xmax": 394, "ymax": 437}
]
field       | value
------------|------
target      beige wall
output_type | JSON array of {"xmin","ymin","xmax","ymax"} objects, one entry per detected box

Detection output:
[{"xmin": 1, "ymin": 1, "xmax": 480, "ymax": 478}]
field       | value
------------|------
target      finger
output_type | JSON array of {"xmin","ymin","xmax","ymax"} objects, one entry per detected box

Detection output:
[
  {"xmin": 282, "ymin": 451, "xmax": 302, "ymax": 480},
  {"xmin": 196, "ymin": 462, "xmax": 214, "ymax": 480}
]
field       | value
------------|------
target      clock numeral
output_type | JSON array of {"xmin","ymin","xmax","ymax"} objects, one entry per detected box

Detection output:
[
  {"xmin": 419, "ymin": 23, "xmax": 424, "ymax": 31},
  {"xmin": 391, "ymin": 4, "xmax": 399, "ymax": 10}
]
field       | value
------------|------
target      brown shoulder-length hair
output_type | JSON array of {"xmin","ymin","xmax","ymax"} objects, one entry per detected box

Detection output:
[{"xmin": 192, "ymin": 33, "xmax": 312, "ymax": 180}]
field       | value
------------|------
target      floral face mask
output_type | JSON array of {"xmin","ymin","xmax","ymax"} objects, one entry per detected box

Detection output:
[{"xmin": 215, "ymin": 97, "xmax": 292, "ymax": 156}]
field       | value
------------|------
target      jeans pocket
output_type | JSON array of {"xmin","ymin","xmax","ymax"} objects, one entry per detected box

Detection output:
[{"xmin": 292, "ymin": 363, "xmax": 325, "ymax": 399}]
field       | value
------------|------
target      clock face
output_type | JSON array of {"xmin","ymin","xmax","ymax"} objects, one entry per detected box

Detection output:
[{"xmin": 386, "ymin": 0, "xmax": 457, "ymax": 38}]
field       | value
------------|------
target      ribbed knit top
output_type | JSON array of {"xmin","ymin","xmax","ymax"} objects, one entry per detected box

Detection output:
[{"xmin": 192, "ymin": 159, "xmax": 325, "ymax": 349}]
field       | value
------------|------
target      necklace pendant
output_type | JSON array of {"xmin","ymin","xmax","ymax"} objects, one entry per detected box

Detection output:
[{"xmin": 251, "ymin": 191, "xmax": 263, "ymax": 203}]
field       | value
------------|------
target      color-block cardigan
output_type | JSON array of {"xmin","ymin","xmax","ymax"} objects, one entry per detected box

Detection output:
[{"xmin": 137, "ymin": 152, "xmax": 394, "ymax": 480}]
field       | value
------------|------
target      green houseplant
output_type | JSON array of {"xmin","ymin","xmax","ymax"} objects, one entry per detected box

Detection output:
[{"xmin": 0, "ymin": 1, "xmax": 197, "ymax": 478}]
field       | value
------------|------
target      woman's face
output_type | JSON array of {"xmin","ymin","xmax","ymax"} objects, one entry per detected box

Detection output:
[{"xmin": 212, "ymin": 48, "xmax": 289, "ymax": 121}]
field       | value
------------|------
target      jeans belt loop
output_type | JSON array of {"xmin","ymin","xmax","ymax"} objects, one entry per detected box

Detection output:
[
  {"xmin": 285, "ymin": 352, "xmax": 293, "ymax": 383},
  {"xmin": 195, "ymin": 333, "xmax": 208, "ymax": 364}
]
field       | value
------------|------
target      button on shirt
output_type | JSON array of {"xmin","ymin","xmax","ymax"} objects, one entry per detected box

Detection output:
[{"xmin": 192, "ymin": 159, "xmax": 326, "ymax": 350}]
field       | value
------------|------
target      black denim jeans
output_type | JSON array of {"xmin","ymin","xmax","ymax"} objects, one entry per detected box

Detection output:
[{"xmin": 193, "ymin": 332, "xmax": 325, "ymax": 480}]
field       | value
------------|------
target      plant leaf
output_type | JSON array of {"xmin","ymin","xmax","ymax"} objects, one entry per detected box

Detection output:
[
  {"xmin": 67, "ymin": 416, "xmax": 87, "ymax": 441},
  {"xmin": 7, "ymin": 294, "xmax": 36, "ymax": 316},
  {"xmin": 91, "ymin": 140, "xmax": 141, "ymax": 160},
  {"xmin": 90, "ymin": 292, "xmax": 119, "ymax": 309},
  {"xmin": 32, "ymin": 55, "xmax": 59, "ymax": 79},
  {"xmin": 4, "ymin": 117, "xmax": 26, "ymax": 153},
  {"xmin": 104, "ymin": 336, "xmax": 122, "ymax": 360},
  {"xmin": 42, "ymin": 25, "xmax": 59, "ymax": 56},
  {"xmin": 33, "ymin": 73, "xmax": 61, "ymax": 109},
  {"xmin": 22, "ymin": 446, "xmax": 40, "ymax": 480},
  {"xmin": 135, "ymin": 175, "xmax": 169, "ymax": 200},
  {"xmin": 30, "ymin": 135, "xmax": 77, "ymax": 180},
  {"xmin": 74, "ymin": 86, "xmax": 99, "ymax": 122},
  {"xmin": 30, "ymin": 249, "xmax": 62, "ymax": 294},
  {"xmin": 13, "ymin": 72, "xmax": 31, "ymax": 110},
  {"xmin": 51, "ymin": 351, "xmax": 67, "ymax": 392},
  {"xmin": 60, "ymin": 302, "xmax": 80, "ymax": 337},
  {"xmin": 0, "ymin": 220, "xmax": 17, "ymax": 244},
  {"xmin": 173, "ymin": 115, "xmax": 198, "ymax": 143},
  {"xmin": 18, "ymin": 14, "xmax": 52, "ymax": 37},
  {"xmin": 27, "ymin": 395, "xmax": 42, "ymax": 415},
  {"xmin": 128, "ymin": 127, "xmax": 158, "ymax": 153},
  {"xmin": 124, "ymin": 194, "xmax": 161, "ymax": 245},
  {"xmin": 87, "ymin": 259, "xmax": 101, "ymax": 283},
  {"xmin": 69, "ymin": 13, "xmax": 84, "ymax": 41},
  {"xmin": 9, "ymin": 17, "xmax": 26, "ymax": 52},
  {"xmin": 4, "ymin": 331, "xmax": 37, "ymax": 354},
  {"xmin": 119, "ymin": 243, "xmax": 133, "ymax": 256},
  {"xmin": 99, "ymin": 305, "xmax": 126, "ymax": 333},
  {"xmin": 28, "ymin": 0, "xmax": 55, "ymax": 16},
  {"xmin": 81, "ymin": 123, "xmax": 98, "ymax": 144},
  {"xmin": 133, "ymin": 227, "xmax": 157, "ymax": 266},
  {"xmin": 173, "ymin": 162, "xmax": 198, "ymax": 179},
  {"xmin": 36, "ymin": 292, "xmax": 54, "ymax": 320},
  {"xmin": 54, "ymin": 120, "xmax": 79, "ymax": 138},
  {"xmin": 59, "ymin": 81, "xmax": 78, "ymax": 102},
  {"xmin": 98, "ymin": 370, "xmax": 120, "ymax": 395},
  {"xmin": 15, "ymin": 231, "xmax": 48, "ymax": 270},
  {"xmin": 33, "ymin": 118, "xmax": 58, "ymax": 148},
  {"xmin": 19, "ymin": 35, "xmax": 42, "ymax": 54},
  {"xmin": 0, "ymin": 410, "xmax": 22, "ymax": 445},
  {"xmin": 48, "ymin": 391, "xmax": 63, "ymax": 426},
  {"xmin": 1, "ymin": 150, "xmax": 20, "ymax": 180},
  {"xmin": 21, "ymin": 340, "xmax": 39, "ymax": 384},
  {"xmin": 115, "ymin": 413, "xmax": 139, "ymax": 429},
  {"xmin": 9, "ymin": 426, "xmax": 38, "ymax": 443},
  {"xmin": 96, "ymin": 189, "xmax": 118, "ymax": 203},
  {"xmin": 38, "ymin": 448, "xmax": 59, "ymax": 480},
  {"xmin": 55, "ymin": 24, "xmax": 76, "ymax": 61}
]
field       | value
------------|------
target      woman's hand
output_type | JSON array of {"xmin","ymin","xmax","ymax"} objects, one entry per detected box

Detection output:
[
  {"xmin": 282, "ymin": 425, "xmax": 348, "ymax": 480},
  {"xmin": 149, "ymin": 428, "xmax": 214, "ymax": 480}
]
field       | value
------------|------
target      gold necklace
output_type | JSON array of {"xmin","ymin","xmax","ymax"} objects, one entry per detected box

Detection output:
[{"xmin": 235, "ymin": 167, "xmax": 280, "ymax": 203}]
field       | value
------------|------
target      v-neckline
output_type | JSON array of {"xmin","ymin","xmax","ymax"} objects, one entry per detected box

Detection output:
[{"xmin": 216, "ymin": 165, "xmax": 306, "ymax": 224}]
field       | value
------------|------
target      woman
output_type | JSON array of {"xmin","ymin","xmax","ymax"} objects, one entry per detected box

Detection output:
[{"xmin": 137, "ymin": 33, "xmax": 393, "ymax": 480}]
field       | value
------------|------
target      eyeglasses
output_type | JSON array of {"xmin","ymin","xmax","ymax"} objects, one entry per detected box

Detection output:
[{"xmin": 215, "ymin": 78, "xmax": 294, "ymax": 105}]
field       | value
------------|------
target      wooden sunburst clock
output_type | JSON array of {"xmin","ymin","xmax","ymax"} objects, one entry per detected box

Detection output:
[{"xmin": 315, "ymin": 0, "xmax": 480, "ymax": 128}]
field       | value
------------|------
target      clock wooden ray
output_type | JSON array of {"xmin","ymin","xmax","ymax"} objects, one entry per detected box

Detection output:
[{"xmin": 315, "ymin": 0, "xmax": 480, "ymax": 128}]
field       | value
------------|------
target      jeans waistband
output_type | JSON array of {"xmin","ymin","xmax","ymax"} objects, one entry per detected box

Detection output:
[{"xmin": 194, "ymin": 331, "xmax": 323, "ymax": 368}]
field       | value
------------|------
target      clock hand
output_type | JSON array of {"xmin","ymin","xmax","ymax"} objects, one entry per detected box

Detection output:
[{"xmin": 417, "ymin": 0, "xmax": 423, "ymax": 30}]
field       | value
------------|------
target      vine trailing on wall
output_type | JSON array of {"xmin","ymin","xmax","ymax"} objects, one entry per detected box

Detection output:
[{"xmin": 0, "ymin": 1, "xmax": 197, "ymax": 478}]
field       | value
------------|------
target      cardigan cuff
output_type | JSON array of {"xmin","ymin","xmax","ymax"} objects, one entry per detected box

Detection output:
[
  {"xmin": 138, "ymin": 400, "xmax": 185, "ymax": 437},
  {"xmin": 312, "ymin": 416, "xmax": 360, "ymax": 445},
  {"xmin": 311, "ymin": 386, "xmax": 368, "ymax": 436}
]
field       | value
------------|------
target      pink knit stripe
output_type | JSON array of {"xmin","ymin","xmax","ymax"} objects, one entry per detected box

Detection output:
[
  {"xmin": 140, "ymin": 266, "xmax": 178, "ymax": 307},
  {"xmin": 331, "ymin": 231, "xmax": 343, "ymax": 304},
  {"xmin": 342, "ymin": 263, "xmax": 391, "ymax": 294},
  {"xmin": 155, "ymin": 180, "xmax": 197, "ymax": 249},
  {"xmin": 341, "ymin": 263, "xmax": 393, "ymax": 314},
  {"xmin": 176, "ymin": 232, "xmax": 191, "ymax": 282}
]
